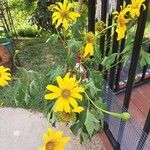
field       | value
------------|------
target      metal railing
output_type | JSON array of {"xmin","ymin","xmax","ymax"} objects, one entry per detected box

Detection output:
[{"xmin": 88, "ymin": 0, "xmax": 150, "ymax": 149}]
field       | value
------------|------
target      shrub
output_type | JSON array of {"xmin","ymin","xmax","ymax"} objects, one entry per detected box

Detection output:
[{"xmin": 17, "ymin": 27, "xmax": 39, "ymax": 37}]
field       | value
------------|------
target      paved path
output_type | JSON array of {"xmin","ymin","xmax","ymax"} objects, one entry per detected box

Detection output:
[{"xmin": 0, "ymin": 108, "xmax": 105, "ymax": 150}]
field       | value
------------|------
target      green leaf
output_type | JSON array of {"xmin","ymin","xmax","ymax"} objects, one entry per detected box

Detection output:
[
  {"xmin": 46, "ymin": 34, "xmax": 59, "ymax": 43},
  {"xmin": 28, "ymin": 70, "xmax": 42, "ymax": 81},
  {"xmin": 67, "ymin": 52, "xmax": 76, "ymax": 68},
  {"xmin": 84, "ymin": 110, "xmax": 99, "ymax": 137},
  {"xmin": 101, "ymin": 53, "xmax": 118, "ymax": 68},
  {"xmin": 80, "ymin": 131, "xmax": 90, "ymax": 143},
  {"xmin": 14, "ymin": 79, "xmax": 29, "ymax": 106},
  {"xmin": 89, "ymin": 70, "xmax": 103, "ymax": 89},
  {"xmin": 85, "ymin": 78, "xmax": 100, "ymax": 98},
  {"xmin": 29, "ymin": 80, "xmax": 39, "ymax": 97},
  {"xmin": 70, "ymin": 111, "xmax": 87, "ymax": 136},
  {"xmin": 140, "ymin": 49, "xmax": 150, "ymax": 67},
  {"xmin": 95, "ymin": 99, "xmax": 107, "ymax": 111},
  {"xmin": 70, "ymin": 122, "xmax": 81, "ymax": 136},
  {"xmin": 94, "ymin": 43, "xmax": 102, "ymax": 63},
  {"xmin": 46, "ymin": 66, "xmax": 64, "ymax": 83},
  {"xmin": 67, "ymin": 38, "xmax": 82, "ymax": 48}
]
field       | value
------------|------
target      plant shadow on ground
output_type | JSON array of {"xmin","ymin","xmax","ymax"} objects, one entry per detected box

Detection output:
[{"xmin": 0, "ymin": 37, "xmax": 66, "ymax": 113}]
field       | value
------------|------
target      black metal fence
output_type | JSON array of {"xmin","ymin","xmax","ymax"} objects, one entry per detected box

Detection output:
[{"xmin": 88, "ymin": 0, "xmax": 150, "ymax": 149}]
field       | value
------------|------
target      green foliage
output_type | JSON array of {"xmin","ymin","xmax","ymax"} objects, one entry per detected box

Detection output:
[
  {"xmin": 30, "ymin": 0, "xmax": 58, "ymax": 32},
  {"xmin": 46, "ymin": 34, "xmax": 59, "ymax": 43},
  {"xmin": 84, "ymin": 110, "xmax": 100, "ymax": 137},
  {"xmin": 17, "ymin": 27, "xmax": 40, "ymax": 37},
  {"xmin": 84, "ymin": 78, "xmax": 100, "ymax": 98},
  {"xmin": 140, "ymin": 49, "xmax": 150, "ymax": 67},
  {"xmin": 0, "ymin": 65, "xmax": 65, "ymax": 113},
  {"xmin": 101, "ymin": 53, "xmax": 118, "ymax": 69},
  {"xmin": 67, "ymin": 38, "xmax": 83, "ymax": 49},
  {"xmin": 9, "ymin": 0, "xmax": 37, "ymax": 15},
  {"xmin": 46, "ymin": 65, "xmax": 64, "ymax": 83}
]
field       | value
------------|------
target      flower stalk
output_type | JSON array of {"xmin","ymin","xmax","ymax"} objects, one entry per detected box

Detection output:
[{"xmin": 85, "ymin": 93, "xmax": 131, "ymax": 121}]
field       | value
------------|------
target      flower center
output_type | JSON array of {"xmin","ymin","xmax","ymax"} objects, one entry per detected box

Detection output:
[
  {"xmin": 61, "ymin": 89, "xmax": 71, "ymax": 99},
  {"xmin": 45, "ymin": 141, "xmax": 55, "ymax": 150},
  {"xmin": 86, "ymin": 32, "xmax": 95, "ymax": 43},
  {"xmin": 61, "ymin": 11, "xmax": 68, "ymax": 18},
  {"xmin": 119, "ymin": 18, "xmax": 125, "ymax": 27},
  {"xmin": 58, "ymin": 111, "xmax": 76, "ymax": 123}
]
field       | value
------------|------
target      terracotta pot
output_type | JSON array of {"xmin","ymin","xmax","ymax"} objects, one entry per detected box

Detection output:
[{"xmin": 0, "ymin": 45, "xmax": 11, "ymax": 68}]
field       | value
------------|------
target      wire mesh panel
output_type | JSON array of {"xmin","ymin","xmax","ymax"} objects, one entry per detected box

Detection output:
[
  {"xmin": 103, "ymin": 81, "xmax": 150, "ymax": 150},
  {"xmin": 144, "ymin": 135, "xmax": 150, "ymax": 149}
]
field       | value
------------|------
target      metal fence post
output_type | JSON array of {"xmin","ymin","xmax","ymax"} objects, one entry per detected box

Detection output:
[
  {"xmin": 88, "ymin": 0, "xmax": 96, "ymax": 33},
  {"xmin": 109, "ymin": 0, "xmax": 122, "ymax": 90},
  {"xmin": 99, "ymin": 0, "xmax": 108, "ymax": 58}
]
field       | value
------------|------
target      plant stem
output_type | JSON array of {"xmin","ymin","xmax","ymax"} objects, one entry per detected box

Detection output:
[{"xmin": 85, "ymin": 93, "xmax": 131, "ymax": 121}]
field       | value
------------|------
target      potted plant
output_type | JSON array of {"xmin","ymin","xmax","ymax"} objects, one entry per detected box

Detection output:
[{"xmin": 0, "ymin": 27, "xmax": 13, "ymax": 55}]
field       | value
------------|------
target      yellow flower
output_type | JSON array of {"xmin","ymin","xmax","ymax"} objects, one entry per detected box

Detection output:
[
  {"xmin": 127, "ymin": 0, "xmax": 146, "ymax": 18},
  {"xmin": 113, "ymin": 7, "xmax": 131, "ymax": 41},
  {"xmin": 51, "ymin": 0, "xmax": 80, "ymax": 30},
  {"xmin": 83, "ymin": 32, "xmax": 95, "ymax": 57},
  {"xmin": 58, "ymin": 111, "xmax": 76, "ymax": 123},
  {"xmin": 45, "ymin": 73, "xmax": 84, "ymax": 113},
  {"xmin": 0, "ymin": 66, "xmax": 11, "ymax": 87},
  {"xmin": 40, "ymin": 128, "xmax": 70, "ymax": 150}
]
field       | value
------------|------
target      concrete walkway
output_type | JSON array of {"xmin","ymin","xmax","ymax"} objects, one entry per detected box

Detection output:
[{"xmin": 0, "ymin": 108, "xmax": 105, "ymax": 150}]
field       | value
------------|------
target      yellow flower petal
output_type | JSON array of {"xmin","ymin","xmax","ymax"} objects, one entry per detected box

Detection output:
[
  {"xmin": 56, "ymin": 76, "xmax": 64, "ymax": 89},
  {"xmin": 54, "ymin": 98, "xmax": 65, "ymax": 112},
  {"xmin": 63, "ymin": 72, "xmax": 70, "ymax": 80},
  {"xmin": 57, "ymin": 2, "xmax": 63, "ymax": 10},
  {"xmin": 52, "ymin": 16, "xmax": 59, "ymax": 25},
  {"xmin": 69, "ymin": 12, "xmax": 80, "ymax": 21},
  {"xmin": 52, "ymin": 12, "xmax": 61, "ymax": 19},
  {"xmin": 72, "ymin": 106, "xmax": 84, "ymax": 113},
  {"xmin": 71, "ymin": 92, "xmax": 82, "ymax": 100},
  {"xmin": 83, "ymin": 43, "xmax": 94, "ymax": 57},
  {"xmin": 43, "ymin": 133, "xmax": 49, "ymax": 143},
  {"xmin": 44, "ymin": 93, "xmax": 60, "ymax": 100},
  {"xmin": 61, "ymin": 136, "xmax": 71, "ymax": 143},
  {"xmin": 0, "ymin": 66, "xmax": 11, "ymax": 87},
  {"xmin": 55, "ymin": 130, "xmax": 63, "ymax": 139},
  {"xmin": 72, "ymin": 87, "xmax": 85, "ymax": 93},
  {"xmin": 64, "ymin": 101, "xmax": 70, "ymax": 112},
  {"xmin": 55, "ymin": 18, "xmax": 63, "ymax": 28},
  {"xmin": 53, "ymin": 5, "xmax": 61, "ymax": 12},
  {"xmin": 40, "ymin": 128, "xmax": 70, "ymax": 150},
  {"xmin": 68, "ymin": 97, "xmax": 78, "ymax": 108},
  {"xmin": 46, "ymin": 85, "xmax": 61, "ymax": 94},
  {"xmin": 63, "ymin": 19, "xmax": 69, "ymax": 30}
]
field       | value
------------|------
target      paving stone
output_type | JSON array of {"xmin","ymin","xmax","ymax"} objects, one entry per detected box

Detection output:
[{"xmin": 0, "ymin": 108, "xmax": 105, "ymax": 150}]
